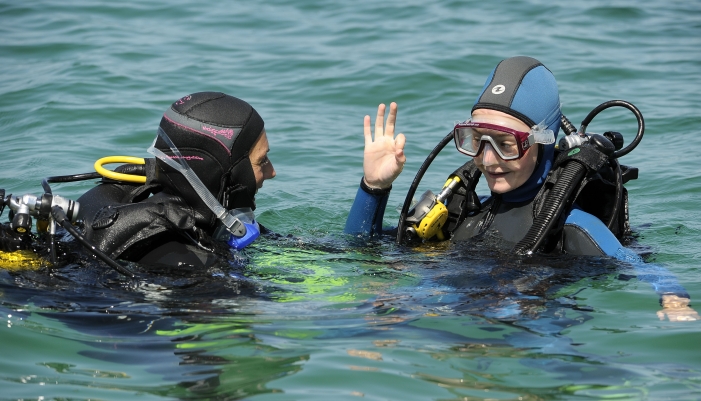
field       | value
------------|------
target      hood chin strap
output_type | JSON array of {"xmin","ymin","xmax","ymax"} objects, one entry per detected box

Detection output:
[
  {"xmin": 147, "ymin": 127, "xmax": 246, "ymax": 236},
  {"xmin": 222, "ymin": 156, "xmax": 258, "ymax": 210}
]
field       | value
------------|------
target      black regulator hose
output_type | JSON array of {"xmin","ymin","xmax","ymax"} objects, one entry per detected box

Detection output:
[
  {"xmin": 49, "ymin": 231, "xmax": 57, "ymax": 266},
  {"xmin": 560, "ymin": 114, "xmax": 577, "ymax": 136},
  {"xmin": 396, "ymin": 131, "xmax": 454, "ymax": 244},
  {"xmin": 513, "ymin": 161, "xmax": 588, "ymax": 255},
  {"xmin": 46, "ymin": 172, "xmax": 102, "ymax": 183},
  {"xmin": 607, "ymin": 158, "xmax": 623, "ymax": 232},
  {"xmin": 45, "ymin": 164, "xmax": 146, "ymax": 185},
  {"xmin": 580, "ymin": 100, "xmax": 644, "ymax": 158},
  {"xmin": 50, "ymin": 206, "xmax": 136, "ymax": 278},
  {"xmin": 41, "ymin": 179, "xmax": 52, "ymax": 195}
]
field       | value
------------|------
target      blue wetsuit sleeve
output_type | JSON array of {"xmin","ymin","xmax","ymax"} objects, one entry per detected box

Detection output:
[
  {"xmin": 565, "ymin": 208, "xmax": 690, "ymax": 299},
  {"xmin": 344, "ymin": 180, "xmax": 389, "ymax": 236}
]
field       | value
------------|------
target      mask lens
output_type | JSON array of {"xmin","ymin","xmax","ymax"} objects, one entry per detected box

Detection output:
[
  {"xmin": 485, "ymin": 132, "xmax": 520, "ymax": 159},
  {"xmin": 454, "ymin": 122, "xmax": 524, "ymax": 160},
  {"xmin": 454, "ymin": 126, "xmax": 481, "ymax": 156}
]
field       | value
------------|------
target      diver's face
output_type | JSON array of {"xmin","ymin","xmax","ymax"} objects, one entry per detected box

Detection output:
[
  {"xmin": 471, "ymin": 109, "xmax": 539, "ymax": 194},
  {"xmin": 249, "ymin": 130, "xmax": 276, "ymax": 192}
]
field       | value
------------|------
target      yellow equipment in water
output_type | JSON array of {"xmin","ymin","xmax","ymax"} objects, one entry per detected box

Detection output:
[
  {"xmin": 405, "ymin": 176, "xmax": 462, "ymax": 241},
  {"xmin": 0, "ymin": 250, "xmax": 46, "ymax": 271}
]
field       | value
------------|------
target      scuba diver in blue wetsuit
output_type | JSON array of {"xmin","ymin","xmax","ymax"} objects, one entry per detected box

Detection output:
[
  {"xmin": 345, "ymin": 56, "xmax": 698, "ymax": 321},
  {"xmin": 0, "ymin": 92, "xmax": 276, "ymax": 275}
]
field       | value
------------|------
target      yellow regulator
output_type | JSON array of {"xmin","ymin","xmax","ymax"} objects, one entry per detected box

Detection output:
[{"xmin": 404, "ymin": 176, "xmax": 462, "ymax": 241}]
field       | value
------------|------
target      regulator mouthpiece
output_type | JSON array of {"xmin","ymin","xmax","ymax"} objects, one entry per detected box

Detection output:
[
  {"xmin": 212, "ymin": 208, "xmax": 260, "ymax": 250},
  {"xmin": 227, "ymin": 221, "xmax": 260, "ymax": 250}
]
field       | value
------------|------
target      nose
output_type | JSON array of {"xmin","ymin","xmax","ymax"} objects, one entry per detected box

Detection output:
[
  {"xmin": 480, "ymin": 142, "xmax": 499, "ymax": 166},
  {"xmin": 266, "ymin": 161, "xmax": 276, "ymax": 180}
]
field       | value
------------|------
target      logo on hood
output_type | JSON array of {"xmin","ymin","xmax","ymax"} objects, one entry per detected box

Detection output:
[{"xmin": 491, "ymin": 84, "xmax": 506, "ymax": 95}]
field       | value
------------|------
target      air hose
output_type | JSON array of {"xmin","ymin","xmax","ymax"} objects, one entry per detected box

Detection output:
[
  {"xmin": 396, "ymin": 132, "xmax": 454, "ymax": 244},
  {"xmin": 45, "ymin": 172, "xmax": 102, "ymax": 184},
  {"xmin": 94, "ymin": 156, "xmax": 146, "ymax": 183},
  {"xmin": 512, "ymin": 160, "xmax": 588, "ymax": 255},
  {"xmin": 607, "ymin": 158, "xmax": 623, "ymax": 232},
  {"xmin": 580, "ymin": 100, "xmax": 644, "ymax": 159}
]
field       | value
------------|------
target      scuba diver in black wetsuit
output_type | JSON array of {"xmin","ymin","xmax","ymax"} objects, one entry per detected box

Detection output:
[
  {"xmin": 344, "ymin": 56, "xmax": 698, "ymax": 321},
  {"xmin": 77, "ymin": 92, "xmax": 276, "ymax": 269},
  {"xmin": 0, "ymin": 92, "xmax": 275, "ymax": 273}
]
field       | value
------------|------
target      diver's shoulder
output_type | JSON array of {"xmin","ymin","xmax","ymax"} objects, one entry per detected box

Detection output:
[{"xmin": 563, "ymin": 208, "xmax": 621, "ymax": 257}]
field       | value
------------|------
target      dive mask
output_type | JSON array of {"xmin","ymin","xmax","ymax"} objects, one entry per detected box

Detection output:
[{"xmin": 453, "ymin": 118, "xmax": 555, "ymax": 161}]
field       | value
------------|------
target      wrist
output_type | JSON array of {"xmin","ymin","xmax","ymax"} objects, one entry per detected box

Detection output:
[{"xmin": 361, "ymin": 177, "xmax": 392, "ymax": 195}]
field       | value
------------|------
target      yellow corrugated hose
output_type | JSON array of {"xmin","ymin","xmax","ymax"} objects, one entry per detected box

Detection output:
[{"xmin": 94, "ymin": 156, "xmax": 146, "ymax": 183}]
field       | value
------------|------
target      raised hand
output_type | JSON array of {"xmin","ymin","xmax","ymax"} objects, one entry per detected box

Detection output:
[{"xmin": 363, "ymin": 102, "xmax": 406, "ymax": 189}]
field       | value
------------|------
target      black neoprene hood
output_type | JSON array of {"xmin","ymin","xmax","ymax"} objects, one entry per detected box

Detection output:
[{"xmin": 154, "ymin": 92, "xmax": 265, "ymax": 228}]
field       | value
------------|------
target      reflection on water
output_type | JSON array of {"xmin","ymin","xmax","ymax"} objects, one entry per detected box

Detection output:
[{"xmin": 1, "ymin": 227, "xmax": 676, "ymax": 399}]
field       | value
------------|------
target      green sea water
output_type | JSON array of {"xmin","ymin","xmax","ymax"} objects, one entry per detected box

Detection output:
[{"xmin": 1, "ymin": 0, "xmax": 701, "ymax": 399}]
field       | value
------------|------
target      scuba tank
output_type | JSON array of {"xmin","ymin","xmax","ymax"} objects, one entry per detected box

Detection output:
[{"xmin": 397, "ymin": 100, "xmax": 645, "ymax": 255}]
